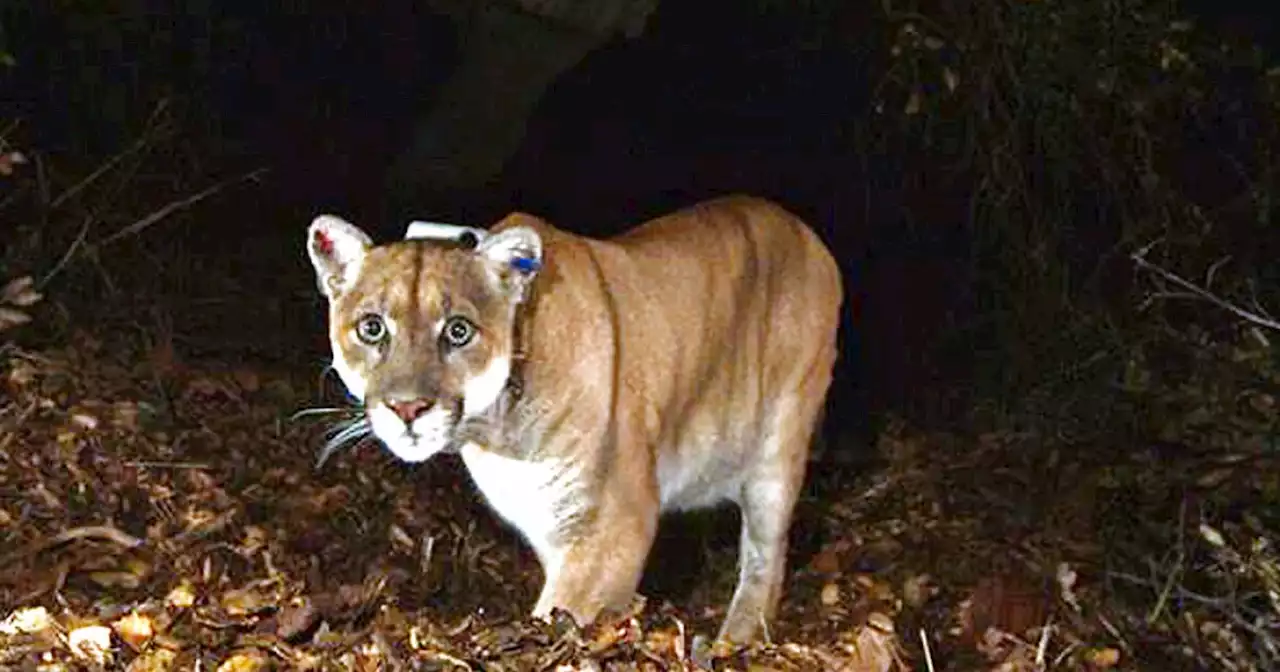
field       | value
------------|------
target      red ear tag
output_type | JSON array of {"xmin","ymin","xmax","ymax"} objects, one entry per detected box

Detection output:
[{"xmin": 314, "ymin": 229, "xmax": 335, "ymax": 256}]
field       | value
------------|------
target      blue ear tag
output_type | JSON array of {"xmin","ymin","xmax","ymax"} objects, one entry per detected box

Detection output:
[{"xmin": 510, "ymin": 256, "xmax": 541, "ymax": 274}]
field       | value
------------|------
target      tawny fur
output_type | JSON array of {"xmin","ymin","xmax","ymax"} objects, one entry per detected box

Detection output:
[{"xmin": 307, "ymin": 195, "xmax": 843, "ymax": 645}]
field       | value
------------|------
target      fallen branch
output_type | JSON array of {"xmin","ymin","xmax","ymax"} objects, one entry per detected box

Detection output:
[{"xmin": 1131, "ymin": 240, "xmax": 1280, "ymax": 333}]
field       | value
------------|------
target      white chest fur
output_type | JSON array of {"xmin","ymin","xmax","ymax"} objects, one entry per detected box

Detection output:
[{"xmin": 457, "ymin": 443, "xmax": 581, "ymax": 568}]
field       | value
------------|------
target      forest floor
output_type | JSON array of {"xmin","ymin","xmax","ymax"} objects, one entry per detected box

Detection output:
[{"xmin": 1, "ymin": 169, "xmax": 1276, "ymax": 672}]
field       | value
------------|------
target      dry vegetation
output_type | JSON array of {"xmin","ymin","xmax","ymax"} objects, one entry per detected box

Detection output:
[{"xmin": 2, "ymin": 1, "xmax": 1279, "ymax": 670}]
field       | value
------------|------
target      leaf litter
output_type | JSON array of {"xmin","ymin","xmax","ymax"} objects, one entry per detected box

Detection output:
[{"xmin": 0, "ymin": 320, "xmax": 913, "ymax": 670}]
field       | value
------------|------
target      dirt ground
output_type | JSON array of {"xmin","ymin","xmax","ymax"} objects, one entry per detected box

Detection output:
[{"xmin": 1, "ymin": 182, "xmax": 1276, "ymax": 672}]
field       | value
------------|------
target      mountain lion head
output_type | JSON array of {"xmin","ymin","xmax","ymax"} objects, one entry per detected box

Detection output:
[{"xmin": 306, "ymin": 214, "xmax": 542, "ymax": 463}]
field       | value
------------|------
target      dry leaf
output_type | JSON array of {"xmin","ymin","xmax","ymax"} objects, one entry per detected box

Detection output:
[
  {"xmin": 943, "ymin": 67, "xmax": 960, "ymax": 93},
  {"xmin": 0, "ymin": 606, "xmax": 52, "ymax": 634},
  {"xmin": 902, "ymin": 574, "xmax": 935, "ymax": 608},
  {"xmin": 6, "ymin": 359, "xmax": 38, "ymax": 388},
  {"xmin": 821, "ymin": 583, "xmax": 841, "ymax": 606},
  {"xmin": 1, "ymin": 276, "xmax": 42, "ymax": 306},
  {"xmin": 0, "ymin": 305, "xmax": 31, "ymax": 331},
  {"xmin": 127, "ymin": 648, "xmax": 179, "ymax": 672},
  {"xmin": 1056, "ymin": 562, "xmax": 1081, "ymax": 612},
  {"xmin": 276, "ymin": 597, "xmax": 320, "ymax": 641},
  {"xmin": 68, "ymin": 624, "xmax": 115, "ymax": 664},
  {"xmin": 1199, "ymin": 524, "xmax": 1226, "ymax": 547},
  {"xmin": 1087, "ymin": 647, "xmax": 1122, "ymax": 669},
  {"xmin": 840, "ymin": 614, "xmax": 904, "ymax": 672},
  {"xmin": 70, "ymin": 413, "xmax": 100, "ymax": 430},
  {"xmin": 222, "ymin": 586, "xmax": 271, "ymax": 617},
  {"xmin": 1249, "ymin": 392, "xmax": 1276, "ymax": 416},
  {"xmin": 90, "ymin": 570, "xmax": 145, "ymax": 589},
  {"xmin": 166, "ymin": 581, "xmax": 197, "ymax": 609},
  {"xmin": 1196, "ymin": 467, "xmax": 1235, "ymax": 488},
  {"xmin": 960, "ymin": 573, "xmax": 1051, "ymax": 643},
  {"xmin": 112, "ymin": 401, "xmax": 143, "ymax": 431},
  {"xmin": 905, "ymin": 89, "xmax": 922, "ymax": 115},
  {"xmin": 642, "ymin": 627, "xmax": 684, "ymax": 659},
  {"xmin": 0, "ymin": 151, "xmax": 27, "ymax": 176},
  {"xmin": 231, "ymin": 368, "xmax": 261, "ymax": 393},
  {"xmin": 113, "ymin": 612, "xmax": 155, "ymax": 651},
  {"xmin": 809, "ymin": 540, "xmax": 849, "ymax": 574},
  {"xmin": 216, "ymin": 650, "xmax": 270, "ymax": 672}
]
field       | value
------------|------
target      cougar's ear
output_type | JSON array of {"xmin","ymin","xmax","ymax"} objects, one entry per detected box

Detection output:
[
  {"xmin": 308, "ymin": 214, "xmax": 373, "ymax": 298},
  {"xmin": 476, "ymin": 225, "xmax": 543, "ymax": 302}
]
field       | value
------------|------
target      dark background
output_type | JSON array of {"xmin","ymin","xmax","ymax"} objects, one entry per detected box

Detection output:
[{"xmin": 1, "ymin": 0, "xmax": 1275, "ymax": 444}]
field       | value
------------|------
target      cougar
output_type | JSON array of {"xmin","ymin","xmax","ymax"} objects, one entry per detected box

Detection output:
[{"xmin": 306, "ymin": 195, "xmax": 843, "ymax": 644}]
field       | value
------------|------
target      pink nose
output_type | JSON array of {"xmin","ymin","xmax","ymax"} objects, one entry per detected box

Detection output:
[{"xmin": 386, "ymin": 399, "xmax": 433, "ymax": 424}]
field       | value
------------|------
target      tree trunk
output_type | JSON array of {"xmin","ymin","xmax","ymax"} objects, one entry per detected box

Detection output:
[{"xmin": 386, "ymin": 2, "xmax": 649, "ymax": 217}]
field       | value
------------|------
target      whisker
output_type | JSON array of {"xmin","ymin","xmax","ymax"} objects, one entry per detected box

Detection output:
[
  {"xmin": 290, "ymin": 406, "xmax": 360, "ymax": 422},
  {"xmin": 295, "ymin": 362, "xmax": 369, "ymax": 469},
  {"xmin": 322, "ymin": 418, "xmax": 367, "ymax": 441},
  {"xmin": 316, "ymin": 415, "xmax": 373, "ymax": 470}
]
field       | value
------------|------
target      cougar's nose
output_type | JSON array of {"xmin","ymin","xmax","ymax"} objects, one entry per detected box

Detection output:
[{"xmin": 386, "ymin": 398, "xmax": 433, "ymax": 424}]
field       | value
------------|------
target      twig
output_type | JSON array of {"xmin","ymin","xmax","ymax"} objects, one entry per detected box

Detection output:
[
  {"xmin": 49, "ymin": 98, "xmax": 172, "ymax": 210},
  {"xmin": 0, "ymin": 525, "xmax": 145, "ymax": 569},
  {"xmin": 1035, "ymin": 616, "xmax": 1053, "ymax": 667},
  {"xmin": 98, "ymin": 168, "xmax": 267, "ymax": 247},
  {"xmin": 1245, "ymin": 279, "xmax": 1277, "ymax": 323},
  {"xmin": 1052, "ymin": 642, "xmax": 1081, "ymax": 668},
  {"xmin": 169, "ymin": 508, "xmax": 237, "ymax": 548},
  {"xmin": 0, "ymin": 396, "xmax": 38, "ymax": 428},
  {"xmin": 919, "ymin": 628, "xmax": 935, "ymax": 672},
  {"xmin": 1204, "ymin": 255, "xmax": 1232, "ymax": 291},
  {"xmin": 49, "ymin": 136, "xmax": 152, "ymax": 211},
  {"xmin": 1108, "ymin": 570, "xmax": 1277, "ymax": 640},
  {"xmin": 35, "ymin": 152, "xmax": 49, "ymax": 228},
  {"xmin": 1131, "ymin": 241, "xmax": 1280, "ymax": 332},
  {"xmin": 123, "ymin": 461, "xmax": 210, "ymax": 469},
  {"xmin": 37, "ymin": 215, "xmax": 93, "ymax": 289},
  {"xmin": 371, "ymin": 630, "xmax": 408, "ymax": 672},
  {"xmin": 1094, "ymin": 613, "xmax": 1131, "ymax": 655},
  {"xmin": 425, "ymin": 650, "xmax": 474, "ymax": 671},
  {"xmin": 43, "ymin": 525, "xmax": 144, "ymax": 549},
  {"xmin": 1147, "ymin": 498, "xmax": 1188, "ymax": 624}
]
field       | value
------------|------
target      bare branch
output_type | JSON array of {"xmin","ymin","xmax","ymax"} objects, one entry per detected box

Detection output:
[
  {"xmin": 37, "ymin": 216, "xmax": 93, "ymax": 289},
  {"xmin": 1131, "ymin": 243, "xmax": 1280, "ymax": 332},
  {"xmin": 97, "ymin": 168, "xmax": 267, "ymax": 247},
  {"xmin": 49, "ymin": 99, "xmax": 174, "ymax": 210}
]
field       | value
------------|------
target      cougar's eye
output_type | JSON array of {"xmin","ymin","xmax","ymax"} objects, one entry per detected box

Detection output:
[
  {"xmin": 442, "ymin": 315, "xmax": 475, "ymax": 348},
  {"xmin": 355, "ymin": 314, "xmax": 387, "ymax": 345}
]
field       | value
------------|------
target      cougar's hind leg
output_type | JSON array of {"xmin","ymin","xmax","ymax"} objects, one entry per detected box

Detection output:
[{"xmin": 717, "ymin": 382, "xmax": 828, "ymax": 645}]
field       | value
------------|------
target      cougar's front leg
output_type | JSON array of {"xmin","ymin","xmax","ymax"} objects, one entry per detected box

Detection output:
[{"xmin": 531, "ymin": 489, "xmax": 659, "ymax": 627}]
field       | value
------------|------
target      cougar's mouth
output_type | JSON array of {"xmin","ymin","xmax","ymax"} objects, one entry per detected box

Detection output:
[{"xmin": 367, "ymin": 396, "xmax": 465, "ymax": 463}]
